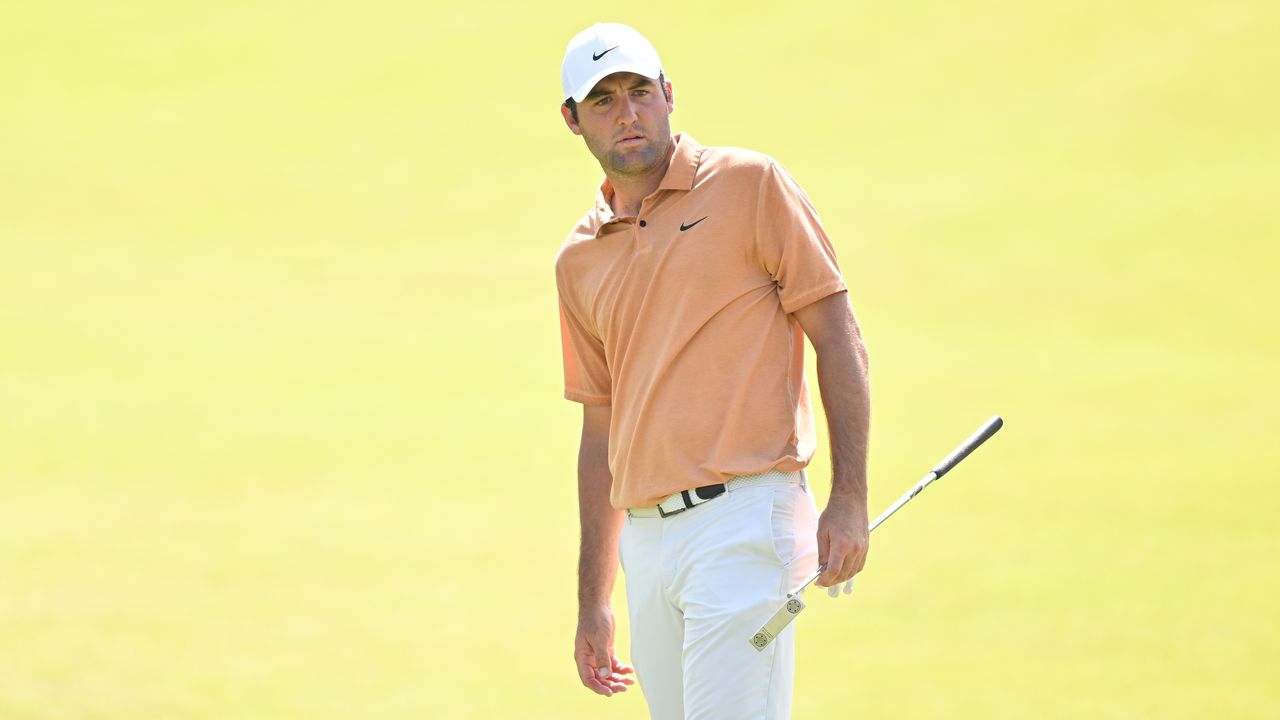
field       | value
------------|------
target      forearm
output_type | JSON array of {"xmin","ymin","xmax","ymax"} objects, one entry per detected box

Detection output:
[
  {"xmin": 794, "ymin": 291, "xmax": 873, "ymax": 585},
  {"xmin": 800, "ymin": 292, "xmax": 871, "ymax": 502},
  {"xmin": 577, "ymin": 411, "xmax": 624, "ymax": 609},
  {"xmin": 815, "ymin": 336, "xmax": 871, "ymax": 502},
  {"xmin": 571, "ymin": 406, "xmax": 634, "ymax": 696}
]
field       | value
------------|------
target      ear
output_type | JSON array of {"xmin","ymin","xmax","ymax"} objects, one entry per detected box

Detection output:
[
  {"xmin": 561, "ymin": 103, "xmax": 583, "ymax": 136},
  {"xmin": 664, "ymin": 79, "xmax": 675, "ymax": 114}
]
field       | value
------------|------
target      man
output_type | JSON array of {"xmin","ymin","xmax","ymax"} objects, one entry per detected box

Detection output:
[{"xmin": 555, "ymin": 23, "xmax": 872, "ymax": 719}]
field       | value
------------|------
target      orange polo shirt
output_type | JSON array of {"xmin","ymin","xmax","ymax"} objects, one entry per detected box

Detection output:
[{"xmin": 556, "ymin": 133, "xmax": 847, "ymax": 509}]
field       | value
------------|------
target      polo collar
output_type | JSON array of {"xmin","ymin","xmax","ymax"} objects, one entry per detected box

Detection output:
[
  {"xmin": 588, "ymin": 132, "xmax": 703, "ymax": 235},
  {"xmin": 658, "ymin": 132, "xmax": 702, "ymax": 191}
]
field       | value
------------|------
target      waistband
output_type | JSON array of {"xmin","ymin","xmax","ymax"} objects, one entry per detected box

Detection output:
[{"xmin": 626, "ymin": 469, "xmax": 804, "ymax": 519}]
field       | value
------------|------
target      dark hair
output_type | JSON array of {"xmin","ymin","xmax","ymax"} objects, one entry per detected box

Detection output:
[{"xmin": 564, "ymin": 73, "xmax": 668, "ymax": 123}]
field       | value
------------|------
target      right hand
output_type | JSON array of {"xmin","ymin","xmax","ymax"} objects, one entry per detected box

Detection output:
[{"xmin": 574, "ymin": 605, "xmax": 635, "ymax": 697}]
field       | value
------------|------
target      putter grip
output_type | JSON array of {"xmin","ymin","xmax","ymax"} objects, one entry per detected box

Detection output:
[{"xmin": 931, "ymin": 416, "xmax": 1003, "ymax": 479}]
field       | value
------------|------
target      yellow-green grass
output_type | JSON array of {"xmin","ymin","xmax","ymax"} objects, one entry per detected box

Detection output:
[{"xmin": 1, "ymin": 1, "xmax": 1276, "ymax": 717}]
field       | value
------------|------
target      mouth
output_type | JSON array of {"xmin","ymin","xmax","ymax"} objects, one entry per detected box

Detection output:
[{"xmin": 615, "ymin": 133, "xmax": 647, "ymax": 148}]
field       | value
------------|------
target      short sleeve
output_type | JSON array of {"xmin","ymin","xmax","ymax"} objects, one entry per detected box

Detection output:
[
  {"xmin": 755, "ymin": 161, "xmax": 847, "ymax": 314},
  {"xmin": 558, "ymin": 294, "xmax": 612, "ymax": 405}
]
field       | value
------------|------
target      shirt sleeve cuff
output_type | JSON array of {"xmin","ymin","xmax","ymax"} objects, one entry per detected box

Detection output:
[
  {"xmin": 564, "ymin": 389, "xmax": 612, "ymax": 406},
  {"xmin": 780, "ymin": 281, "xmax": 848, "ymax": 315}
]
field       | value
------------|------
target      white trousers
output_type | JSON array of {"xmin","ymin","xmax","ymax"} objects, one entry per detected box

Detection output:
[{"xmin": 620, "ymin": 472, "xmax": 820, "ymax": 720}]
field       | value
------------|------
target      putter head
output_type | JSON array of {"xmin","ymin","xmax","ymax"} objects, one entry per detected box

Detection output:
[{"xmin": 749, "ymin": 594, "xmax": 806, "ymax": 651}]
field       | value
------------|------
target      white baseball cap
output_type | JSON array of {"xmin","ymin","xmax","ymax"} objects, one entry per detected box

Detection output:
[{"xmin": 561, "ymin": 23, "xmax": 664, "ymax": 103}]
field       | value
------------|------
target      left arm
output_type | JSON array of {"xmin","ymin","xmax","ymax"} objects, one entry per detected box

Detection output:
[{"xmin": 793, "ymin": 290, "xmax": 871, "ymax": 588}]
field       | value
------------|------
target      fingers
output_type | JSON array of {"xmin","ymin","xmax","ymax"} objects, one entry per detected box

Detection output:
[
  {"xmin": 585, "ymin": 656, "xmax": 635, "ymax": 695},
  {"xmin": 839, "ymin": 540, "xmax": 861, "ymax": 582},
  {"xmin": 574, "ymin": 631, "xmax": 635, "ymax": 697},
  {"xmin": 598, "ymin": 658, "xmax": 636, "ymax": 689},
  {"xmin": 598, "ymin": 641, "xmax": 613, "ymax": 686},
  {"xmin": 837, "ymin": 539, "xmax": 867, "ymax": 585},
  {"xmin": 575, "ymin": 651, "xmax": 611, "ymax": 696},
  {"xmin": 815, "ymin": 527, "xmax": 868, "ymax": 589},
  {"xmin": 575, "ymin": 625, "xmax": 614, "ymax": 696},
  {"xmin": 819, "ymin": 540, "xmax": 849, "ymax": 586},
  {"xmin": 815, "ymin": 528, "xmax": 847, "ymax": 588},
  {"xmin": 815, "ymin": 527, "xmax": 835, "ymax": 587},
  {"xmin": 816, "ymin": 495, "xmax": 871, "ymax": 592},
  {"xmin": 602, "ymin": 651, "xmax": 636, "ymax": 689},
  {"xmin": 577, "ymin": 655, "xmax": 631, "ymax": 696},
  {"xmin": 817, "ymin": 552, "xmax": 857, "ymax": 587}
]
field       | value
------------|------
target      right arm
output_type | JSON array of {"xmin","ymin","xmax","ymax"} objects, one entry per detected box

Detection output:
[{"xmin": 573, "ymin": 404, "xmax": 635, "ymax": 697}]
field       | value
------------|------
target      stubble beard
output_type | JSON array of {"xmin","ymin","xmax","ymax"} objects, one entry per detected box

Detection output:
[
  {"xmin": 590, "ymin": 123, "xmax": 673, "ymax": 179},
  {"xmin": 605, "ymin": 140, "xmax": 665, "ymax": 176}
]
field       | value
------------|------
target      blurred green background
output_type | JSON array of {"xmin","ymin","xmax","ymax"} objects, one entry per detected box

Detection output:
[{"xmin": 2, "ymin": 1, "xmax": 1276, "ymax": 718}]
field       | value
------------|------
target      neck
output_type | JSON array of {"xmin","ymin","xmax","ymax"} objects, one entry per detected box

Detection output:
[{"xmin": 605, "ymin": 139, "xmax": 676, "ymax": 218}]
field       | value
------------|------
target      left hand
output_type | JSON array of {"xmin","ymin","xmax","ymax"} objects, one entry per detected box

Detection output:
[
  {"xmin": 574, "ymin": 605, "xmax": 636, "ymax": 697},
  {"xmin": 815, "ymin": 491, "xmax": 869, "ymax": 596}
]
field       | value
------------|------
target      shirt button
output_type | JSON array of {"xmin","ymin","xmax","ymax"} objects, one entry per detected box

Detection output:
[{"xmin": 639, "ymin": 220, "xmax": 647, "ymax": 227}]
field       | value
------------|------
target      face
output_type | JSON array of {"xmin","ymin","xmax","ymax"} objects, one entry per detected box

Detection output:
[{"xmin": 562, "ymin": 72, "xmax": 675, "ymax": 178}]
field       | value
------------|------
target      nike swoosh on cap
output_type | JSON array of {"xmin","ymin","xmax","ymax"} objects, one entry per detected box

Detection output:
[
  {"xmin": 592, "ymin": 46, "xmax": 619, "ymax": 61},
  {"xmin": 680, "ymin": 217, "xmax": 708, "ymax": 232}
]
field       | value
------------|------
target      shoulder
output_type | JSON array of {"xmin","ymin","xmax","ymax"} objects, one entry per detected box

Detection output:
[
  {"xmin": 554, "ymin": 212, "xmax": 598, "ymax": 289},
  {"xmin": 692, "ymin": 145, "xmax": 792, "ymax": 198},
  {"xmin": 697, "ymin": 144, "xmax": 778, "ymax": 176}
]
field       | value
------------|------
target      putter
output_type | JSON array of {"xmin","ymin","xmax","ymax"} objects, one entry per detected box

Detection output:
[{"xmin": 749, "ymin": 416, "xmax": 1004, "ymax": 651}]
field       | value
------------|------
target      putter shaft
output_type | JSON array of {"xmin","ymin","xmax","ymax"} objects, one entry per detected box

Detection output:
[
  {"xmin": 790, "ymin": 467, "xmax": 941, "ymax": 595},
  {"xmin": 748, "ymin": 416, "xmax": 1003, "ymax": 651}
]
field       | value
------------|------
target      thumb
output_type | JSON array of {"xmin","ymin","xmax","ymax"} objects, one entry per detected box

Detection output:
[
  {"xmin": 586, "ymin": 630, "xmax": 613, "ymax": 675},
  {"xmin": 597, "ymin": 641, "xmax": 616, "ymax": 679},
  {"xmin": 576, "ymin": 631, "xmax": 602, "ymax": 677},
  {"xmin": 585, "ymin": 637, "xmax": 604, "ymax": 671}
]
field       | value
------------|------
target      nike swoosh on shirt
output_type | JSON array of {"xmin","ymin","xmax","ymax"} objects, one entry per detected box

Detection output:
[
  {"xmin": 680, "ymin": 217, "xmax": 708, "ymax": 232},
  {"xmin": 592, "ymin": 46, "xmax": 619, "ymax": 61}
]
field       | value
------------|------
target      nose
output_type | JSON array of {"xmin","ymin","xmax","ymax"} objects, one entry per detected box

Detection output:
[{"xmin": 615, "ymin": 94, "xmax": 638, "ymax": 124}]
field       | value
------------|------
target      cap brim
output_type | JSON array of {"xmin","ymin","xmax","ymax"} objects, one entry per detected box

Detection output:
[{"xmin": 569, "ymin": 62, "xmax": 663, "ymax": 103}]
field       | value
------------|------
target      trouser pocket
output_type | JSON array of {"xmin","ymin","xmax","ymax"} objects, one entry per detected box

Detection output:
[{"xmin": 769, "ymin": 483, "xmax": 819, "ymax": 567}]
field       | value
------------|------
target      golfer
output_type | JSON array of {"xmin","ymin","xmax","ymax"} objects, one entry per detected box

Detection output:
[{"xmin": 555, "ymin": 23, "xmax": 871, "ymax": 719}]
